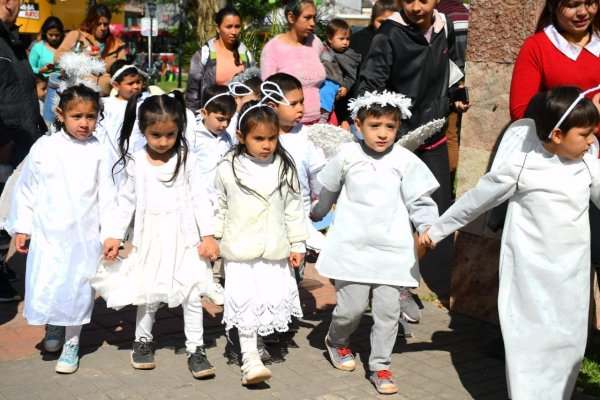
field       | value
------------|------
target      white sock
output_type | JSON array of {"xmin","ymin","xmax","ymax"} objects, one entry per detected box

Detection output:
[
  {"xmin": 239, "ymin": 329, "xmax": 258, "ymax": 355},
  {"xmin": 65, "ymin": 325, "xmax": 82, "ymax": 345}
]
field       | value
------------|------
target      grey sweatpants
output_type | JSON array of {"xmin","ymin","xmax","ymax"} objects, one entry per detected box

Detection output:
[{"xmin": 327, "ymin": 280, "xmax": 401, "ymax": 371}]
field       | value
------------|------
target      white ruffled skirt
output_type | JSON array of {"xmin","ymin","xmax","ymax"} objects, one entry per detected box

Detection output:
[
  {"xmin": 93, "ymin": 211, "xmax": 209, "ymax": 309},
  {"xmin": 223, "ymin": 258, "xmax": 302, "ymax": 336}
]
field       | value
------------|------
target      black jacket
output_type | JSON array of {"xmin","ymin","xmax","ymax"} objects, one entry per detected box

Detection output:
[
  {"xmin": 356, "ymin": 13, "xmax": 457, "ymax": 145},
  {"xmin": 0, "ymin": 23, "xmax": 43, "ymax": 151}
]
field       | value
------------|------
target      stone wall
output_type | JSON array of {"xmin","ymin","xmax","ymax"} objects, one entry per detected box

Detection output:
[{"xmin": 449, "ymin": 0, "xmax": 545, "ymax": 323}]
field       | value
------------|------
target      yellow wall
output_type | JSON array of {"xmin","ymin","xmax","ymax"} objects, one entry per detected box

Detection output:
[{"xmin": 17, "ymin": 0, "xmax": 124, "ymax": 35}]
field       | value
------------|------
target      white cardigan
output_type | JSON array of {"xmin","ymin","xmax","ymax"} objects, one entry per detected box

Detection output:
[
  {"xmin": 214, "ymin": 152, "xmax": 308, "ymax": 261},
  {"xmin": 102, "ymin": 149, "xmax": 214, "ymax": 248}
]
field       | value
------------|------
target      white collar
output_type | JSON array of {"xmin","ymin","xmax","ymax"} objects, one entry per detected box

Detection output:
[{"xmin": 544, "ymin": 24, "xmax": 600, "ymax": 61}]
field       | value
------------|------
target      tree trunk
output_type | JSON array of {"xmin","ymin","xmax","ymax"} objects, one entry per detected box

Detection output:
[{"xmin": 197, "ymin": 0, "xmax": 220, "ymax": 45}]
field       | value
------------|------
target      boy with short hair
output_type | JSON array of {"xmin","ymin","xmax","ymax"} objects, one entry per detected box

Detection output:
[
  {"xmin": 319, "ymin": 18, "xmax": 361, "ymax": 127},
  {"xmin": 194, "ymin": 84, "xmax": 237, "ymax": 306}
]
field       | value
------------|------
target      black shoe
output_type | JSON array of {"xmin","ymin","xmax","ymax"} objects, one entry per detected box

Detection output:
[
  {"xmin": 288, "ymin": 316, "xmax": 300, "ymax": 333},
  {"xmin": 187, "ymin": 346, "xmax": 215, "ymax": 379},
  {"xmin": 130, "ymin": 338, "xmax": 156, "ymax": 369},
  {"xmin": 0, "ymin": 274, "xmax": 20, "ymax": 302},
  {"xmin": 0, "ymin": 262, "xmax": 18, "ymax": 282}
]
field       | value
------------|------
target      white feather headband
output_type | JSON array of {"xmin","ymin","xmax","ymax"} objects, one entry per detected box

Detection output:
[
  {"xmin": 348, "ymin": 90, "xmax": 412, "ymax": 120},
  {"xmin": 52, "ymin": 53, "xmax": 106, "ymax": 116}
]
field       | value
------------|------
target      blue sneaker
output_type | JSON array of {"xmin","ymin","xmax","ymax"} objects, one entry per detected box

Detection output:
[{"xmin": 55, "ymin": 342, "xmax": 79, "ymax": 374}]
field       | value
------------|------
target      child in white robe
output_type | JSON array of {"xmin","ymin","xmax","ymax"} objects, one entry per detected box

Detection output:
[
  {"xmin": 102, "ymin": 91, "xmax": 220, "ymax": 380},
  {"xmin": 7, "ymin": 84, "xmax": 111, "ymax": 374},
  {"xmin": 193, "ymin": 85, "xmax": 236, "ymax": 306},
  {"xmin": 95, "ymin": 61, "xmax": 143, "ymax": 189},
  {"xmin": 421, "ymin": 86, "xmax": 600, "ymax": 400},
  {"xmin": 264, "ymin": 73, "xmax": 327, "ymax": 265},
  {"xmin": 214, "ymin": 98, "xmax": 308, "ymax": 386},
  {"xmin": 311, "ymin": 90, "xmax": 439, "ymax": 395}
]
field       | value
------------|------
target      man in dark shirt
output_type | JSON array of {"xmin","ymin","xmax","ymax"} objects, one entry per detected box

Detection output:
[{"xmin": 0, "ymin": 0, "xmax": 44, "ymax": 301}]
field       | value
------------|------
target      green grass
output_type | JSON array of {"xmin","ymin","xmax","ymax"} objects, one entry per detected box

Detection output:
[
  {"xmin": 578, "ymin": 336, "xmax": 600, "ymax": 397},
  {"xmin": 418, "ymin": 292, "xmax": 439, "ymax": 302},
  {"xmin": 156, "ymin": 75, "xmax": 188, "ymax": 94}
]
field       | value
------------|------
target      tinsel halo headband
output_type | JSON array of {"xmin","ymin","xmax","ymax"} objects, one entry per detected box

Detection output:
[
  {"xmin": 237, "ymin": 81, "xmax": 291, "ymax": 130},
  {"xmin": 348, "ymin": 90, "xmax": 413, "ymax": 120},
  {"xmin": 549, "ymin": 83, "xmax": 600, "ymax": 139}
]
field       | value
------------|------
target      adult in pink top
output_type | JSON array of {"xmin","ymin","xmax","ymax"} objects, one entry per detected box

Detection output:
[
  {"xmin": 510, "ymin": 0, "xmax": 600, "ymax": 121},
  {"xmin": 261, "ymin": 0, "xmax": 326, "ymax": 124}
]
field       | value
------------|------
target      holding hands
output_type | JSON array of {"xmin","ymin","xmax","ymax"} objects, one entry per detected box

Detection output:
[
  {"xmin": 419, "ymin": 228, "xmax": 436, "ymax": 250},
  {"xmin": 198, "ymin": 235, "xmax": 220, "ymax": 261},
  {"xmin": 103, "ymin": 238, "xmax": 121, "ymax": 261},
  {"xmin": 15, "ymin": 233, "xmax": 30, "ymax": 254},
  {"xmin": 289, "ymin": 252, "xmax": 304, "ymax": 268}
]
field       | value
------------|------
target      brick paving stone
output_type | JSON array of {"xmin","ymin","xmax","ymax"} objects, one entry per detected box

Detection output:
[{"xmin": 1, "ymin": 263, "xmax": 599, "ymax": 399}]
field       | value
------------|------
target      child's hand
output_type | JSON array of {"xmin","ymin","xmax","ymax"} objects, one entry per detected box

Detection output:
[
  {"xmin": 198, "ymin": 235, "xmax": 220, "ymax": 261},
  {"xmin": 103, "ymin": 238, "xmax": 121, "ymax": 261},
  {"xmin": 15, "ymin": 233, "xmax": 29, "ymax": 254},
  {"xmin": 289, "ymin": 252, "xmax": 304, "ymax": 268},
  {"xmin": 419, "ymin": 229, "xmax": 436, "ymax": 250},
  {"xmin": 454, "ymin": 101, "xmax": 470, "ymax": 113},
  {"xmin": 336, "ymin": 86, "xmax": 348, "ymax": 99}
]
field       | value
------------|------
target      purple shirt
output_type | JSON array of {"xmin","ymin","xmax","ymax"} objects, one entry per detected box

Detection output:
[{"xmin": 261, "ymin": 34, "xmax": 326, "ymax": 124}]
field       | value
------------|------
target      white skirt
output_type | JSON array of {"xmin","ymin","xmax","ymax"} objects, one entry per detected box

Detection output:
[
  {"xmin": 93, "ymin": 212, "xmax": 209, "ymax": 309},
  {"xmin": 223, "ymin": 258, "xmax": 302, "ymax": 336}
]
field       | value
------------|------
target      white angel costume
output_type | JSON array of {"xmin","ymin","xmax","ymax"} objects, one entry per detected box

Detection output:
[
  {"xmin": 428, "ymin": 119, "xmax": 600, "ymax": 400},
  {"xmin": 313, "ymin": 142, "xmax": 440, "ymax": 286},
  {"xmin": 279, "ymin": 124, "xmax": 327, "ymax": 251},
  {"xmin": 214, "ymin": 152, "xmax": 308, "ymax": 335},
  {"xmin": 6, "ymin": 131, "xmax": 110, "ymax": 326},
  {"xmin": 192, "ymin": 119, "xmax": 234, "ymax": 208},
  {"xmin": 100, "ymin": 150, "xmax": 214, "ymax": 308}
]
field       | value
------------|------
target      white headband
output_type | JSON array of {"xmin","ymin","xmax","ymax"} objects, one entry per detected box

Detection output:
[
  {"xmin": 202, "ymin": 91, "xmax": 234, "ymax": 110},
  {"xmin": 228, "ymin": 81, "xmax": 255, "ymax": 97},
  {"xmin": 237, "ymin": 81, "xmax": 291, "ymax": 130},
  {"xmin": 110, "ymin": 64, "xmax": 146, "ymax": 84},
  {"xmin": 348, "ymin": 90, "xmax": 412, "ymax": 120},
  {"xmin": 549, "ymin": 84, "xmax": 600, "ymax": 139}
]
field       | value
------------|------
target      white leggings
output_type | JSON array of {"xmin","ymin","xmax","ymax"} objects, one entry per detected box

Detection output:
[
  {"xmin": 65, "ymin": 325, "xmax": 82, "ymax": 344},
  {"xmin": 135, "ymin": 287, "xmax": 204, "ymax": 353}
]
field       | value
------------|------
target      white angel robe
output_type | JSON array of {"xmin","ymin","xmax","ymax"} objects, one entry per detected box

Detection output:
[
  {"xmin": 279, "ymin": 124, "xmax": 327, "ymax": 251},
  {"xmin": 6, "ymin": 131, "xmax": 110, "ymax": 326},
  {"xmin": 428, "ymin": 133, "xmax": 600, "ymax": 400},
  {"xmin": 315, "ymin": 142, "xmax": 439, "ymax": 286}
]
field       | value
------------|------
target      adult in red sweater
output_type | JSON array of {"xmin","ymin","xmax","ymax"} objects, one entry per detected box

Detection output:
[{"xmin": 510, "ymin": 0, "xmax": 600, "ymax": 121}]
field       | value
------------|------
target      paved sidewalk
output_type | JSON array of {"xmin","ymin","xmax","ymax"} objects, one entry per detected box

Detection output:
[{"xmin": 0, "ymin": 263, "xmax": 597, "ymax": 400}]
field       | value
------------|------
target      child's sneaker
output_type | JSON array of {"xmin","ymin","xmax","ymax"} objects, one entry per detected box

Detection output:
[
  {"xmin": 397, "ymin": 316, "xmax": 414, "ymax": 338},
  {"xmin": 206, "ymin": 282, "xmax": 225, "ymax": 306},
  {"xmin": 324, "ymin": 335, "xmax": 355, "ymax": 371},
  {"xmin": 241, "ymin": 352, "xmax": 272, "ymax": 385},
  {"xmin": 44, "ymin": 325, "xmax": 65, "ymax": 353},
  {"xmin": 187, "ymin": 346, "xmax": 215, "ymax": 378},
  {"xmin": 257, "ymin": 339, "xmax": 271, "ymax": 362},
  {"xmin": 55, "ymin": 341, "xmax": 79, "ymax": 374},
  {"xmin": 130, "ymin": 338, "xmax": 156, "ymax": 370},
  {"xmin": 369, "ymin": 370, "xmax": 398, "ymax": 394},
  {"xmin": 399, "ymin": 287, "xmax": 420, "ymax": 322}
]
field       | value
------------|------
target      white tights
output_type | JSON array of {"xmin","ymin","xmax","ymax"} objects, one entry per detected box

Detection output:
[{"xmin": 65, "ymin": 325, "xmax": 82, "ymax": 344}]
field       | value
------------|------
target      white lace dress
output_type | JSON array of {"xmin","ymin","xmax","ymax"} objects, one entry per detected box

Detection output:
[
  {"xmin": 216, "ymin": 153, "xmax": 307, "ymax": 335},
  {"xmin": 99, "ymin": 151, "xmax": 212, "ymax": 309}
]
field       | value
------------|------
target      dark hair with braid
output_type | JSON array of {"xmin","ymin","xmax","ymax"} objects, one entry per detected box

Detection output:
[
  {"xmin": 54, "ymin": 84, "xmax": 103, "ymax": 132},
  {"xmin": 116, "ymin": 91, "xmax": 188, "ymax": 183},
  {"xmin": 215, "ymin": 7, "xmax": 243, "ymax": 66},
  {"xmin": 232, "ymin": 100, "xmax": 299, "ymax": 196}
]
